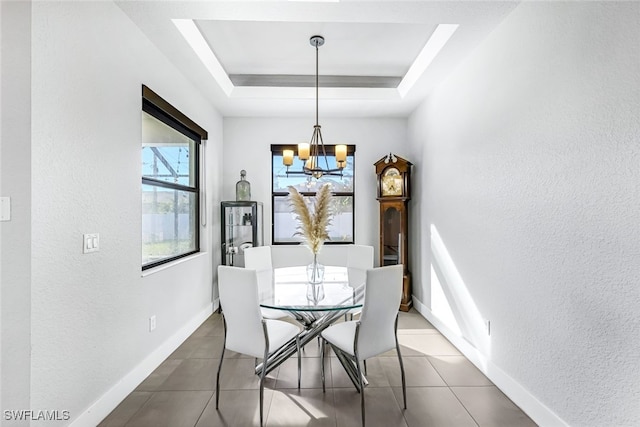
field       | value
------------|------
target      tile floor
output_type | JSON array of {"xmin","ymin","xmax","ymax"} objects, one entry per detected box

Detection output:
[{"xmin": 100, "ymin": 309, "xmax": 537, "ymax": 426}]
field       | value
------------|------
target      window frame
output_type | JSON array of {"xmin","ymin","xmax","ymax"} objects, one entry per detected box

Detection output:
[
  {"xmin": 270, "ymin": 144, "xmax": 356, "ymax": 246},
  {"xmin": 141, "ymin": 85, "xmax": 207, "ymax": 270}
]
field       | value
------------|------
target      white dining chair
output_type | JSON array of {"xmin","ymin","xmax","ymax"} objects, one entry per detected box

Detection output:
[
  {"xmin": 345, "ymin": 245, "xmax": 374, "ymax": 321},
  {"xmin": 244, "ymin": 246, "xmax": 292, "ymax": 320},
  {"xmin": 320, "ymin": 264, "xmax": 406, "ymax": 426},
  {"xmin": 216, "ymin": 266, "xmax": 301, "ymax": 427},
  {"xmin": 271, "ymin": 244, "xmax": 313, "ymax": 268}
]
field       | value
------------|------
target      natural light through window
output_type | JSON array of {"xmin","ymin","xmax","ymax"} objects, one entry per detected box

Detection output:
[{"xmin": 430, "ymin": 224, "xmax": 491, "ymax": 360}]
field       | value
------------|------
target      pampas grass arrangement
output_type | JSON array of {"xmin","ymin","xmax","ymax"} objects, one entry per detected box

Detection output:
[{"xmin": 288, "ymin": 183, "xmax": 333, "ymax": 255}]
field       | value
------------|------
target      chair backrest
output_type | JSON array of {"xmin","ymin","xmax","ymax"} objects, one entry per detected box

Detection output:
[
  {"xmin": 358, "ymin": 264, "xmax": 403, "ymax": 360},
  {"xmin": 244, "ymin": 246, "xmax": 274, "ymax": 300},
  {"xmin": 217, "ymin": 265, "xmax": 266, "ymax": 358},
  {"xmin": 271, "ymin": 245, "xmax": 313, "ymax": 268},
  {"xmin": 346, "ymin": 245, "xmax": 374, "ymax": 288},
  {"xmin": 316, "ymin": 245, "xmax": 349, "ymax": 267}
]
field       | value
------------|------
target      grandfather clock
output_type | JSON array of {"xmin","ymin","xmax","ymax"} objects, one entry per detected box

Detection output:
[{"xmin": 375, "ymin": 153, "xmax": 412, "ymax": 311}]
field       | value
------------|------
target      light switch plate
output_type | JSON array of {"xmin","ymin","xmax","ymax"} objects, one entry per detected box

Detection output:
[
  {"xmin": 0, "ymin": 197, "xmax": 10, "ymax": 221},
  {"xmin": 83, "ymin": 233, "xmax": 99, "ymax": 253}
]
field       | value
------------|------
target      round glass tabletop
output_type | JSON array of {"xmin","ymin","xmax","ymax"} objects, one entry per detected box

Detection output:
[{"xmin": 259, "ymin": 266, "xmax": 364, "ymax": 312}]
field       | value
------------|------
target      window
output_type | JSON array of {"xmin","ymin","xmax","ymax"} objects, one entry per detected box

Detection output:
[
  {"xmin": 271, "ymin": 144, "xmax": 355, "ymax": 244},
  {"xmin": 141, "ymin": 85, "xmax": 207, "ymax": 270}
]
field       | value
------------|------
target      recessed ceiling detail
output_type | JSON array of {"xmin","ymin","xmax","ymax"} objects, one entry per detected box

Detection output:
[
  {"xmin": 117, "ymin": 1, "xmax": 521, "ymax": 117},
  {"xmin": 174, "ymin": 19, "xmax": 457, "ymax": 99},
  {"xmin": 229, "ymin": 74, "xmax": 402, "ymax": 88}
]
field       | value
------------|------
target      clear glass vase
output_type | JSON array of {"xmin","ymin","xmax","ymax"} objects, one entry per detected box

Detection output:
[
  {"xmin": 235, "ymin": 169, "xmax": 251, "ymax": 201},
  {"xmin": 306, "ymin": 256, "xmax": 325, "ymax": 284},
  {"xmin": 306, "ymin": 256, "xmax": 325, "ymax": 304},
  {"xmin": 306, "ymin": 281, "xmax": 325, "ymax": 305}
]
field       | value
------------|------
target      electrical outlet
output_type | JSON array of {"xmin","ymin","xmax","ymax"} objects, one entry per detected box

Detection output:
[{"xmin": 149, "ymin": 315, "xmax": 156, "ymax": 332}]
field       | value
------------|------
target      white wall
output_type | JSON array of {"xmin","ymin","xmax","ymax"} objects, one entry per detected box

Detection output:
[
  {"xmin": 223, "ymin": 117, "xmax": 408, "ymax": 260},
  {"xmin": 1, "ymin": 0, "xmax": 32, "ymax": 420},
  {"xmin": 24, "ymin": 2, "xmax": 223, "ymax": 425},
  {"xmin": 408, "ymin": 2, "xmax": 640, "ymax": 426}
]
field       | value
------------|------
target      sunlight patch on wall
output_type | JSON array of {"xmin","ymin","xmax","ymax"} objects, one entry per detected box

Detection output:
[
  {"xmin": 431, "ymin": 263, "xmax": 461, "ymax": 335},
  {"xmin": 430, "ymin": 224, "xmax": 491, "ymax": 358}
]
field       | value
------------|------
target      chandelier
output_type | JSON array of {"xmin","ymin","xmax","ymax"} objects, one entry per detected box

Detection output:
[{"xmin": 282, "ymin": 35, "xmax": 347, "ymax": 179}]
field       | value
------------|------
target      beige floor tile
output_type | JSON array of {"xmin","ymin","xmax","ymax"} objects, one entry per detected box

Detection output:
[
  {"xmin": 135, "ymin": 359, "xmax": 183, "ymax": 391},
  {"xmin": 275, "ymin": 352, "xmax": 332, "ymax": 389},
  {"xmin": 451, "ymin": 386, "xmax": 537, "ymax": 427},
  {"xmin": 397, "ymin": 309, "xmax": 436, "ymax": 331},
  {"xmin": 334, "ymin": 387, "xmax": 407, "ymax": 427},
  {"xmin": 99, "ymin": 311, "xmax": 535, "ymax": 427},
  {"xmin": 218, "ymin": 358, "xmax": 279, "ymax": 390},
  {"xmin": 195, "ymin": 389, "xmax": 273, "ymax": 427},
  {"xmin": 379, "ymin": 355, "xmax": 447, "ymax": 387},
  {"xmin": 330, "ymin": 357, "xmax": 391, "ymax": 389},
  {"xmin": 267, "ymin": 388, "xmax": 337, "ymax": 426},
  {"xmin": 168, "ymin": 336, "xmax": 210, "ymax": 359},
  {"xmin": 190, "ymin": 314, "xmax": 225, "ymax": 338},
  {"xmin": 157, "ymin": 358, "xmax": 218, "ymax": 391},
  {"xmin": 428, "ymin": 355, "xmax": 493, "ymax": 387},
  {"xmin": 383, "ymin": 334, "xmax": 461, "ymax": 357},
  {"xmin": 189, "ymin": 336, "xmax": 225, "ymax": 359},
  {"xmin": 392, "ymin": 386, "xmax": 477, "ymax": 427},
  {"xmin": 299, "ymin": 338, "xmax": 326, "ymax": 358},
  {"xmin": 99, "ymin": 392, "xmax": 152, "ymax": 427},
  {"xmin": 171, "ymin": 335, "xmax": 249, "ymax": 360},
  {"xmin": 124, "ymin": 390, "xmax": 212, "ymax": 427}
]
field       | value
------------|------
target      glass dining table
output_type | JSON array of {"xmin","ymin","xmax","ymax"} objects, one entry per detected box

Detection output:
[{"xmin": 255, "ymin": 265, "xmax": 364, "ymax": 385}]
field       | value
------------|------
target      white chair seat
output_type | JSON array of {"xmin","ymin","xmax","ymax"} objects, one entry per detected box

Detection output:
[
  {"xmin": 265, "ymin": 319, "xmax": 300, "ymax": 352},
  {"xmin": 320, "ymin": 321, "xmax": 357, "ymax": 356},
  {"xmin": 261, "ymin": 307, "xmax": 289, "ymax": 320}
]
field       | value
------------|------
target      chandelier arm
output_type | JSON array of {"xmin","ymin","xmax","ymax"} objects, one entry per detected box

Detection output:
[
  {"xmin": 317, "ymin": 128, "xmax": 331, "ymax": 171},
  {"xmin": 282, "ymin": 35, "xmax": 344, "ymax": 179}
]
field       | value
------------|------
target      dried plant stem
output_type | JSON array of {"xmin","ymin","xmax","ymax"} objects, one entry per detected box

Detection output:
[{"xmin": 288, "ymin": 184, "xmax": 333, "ymax": 255}]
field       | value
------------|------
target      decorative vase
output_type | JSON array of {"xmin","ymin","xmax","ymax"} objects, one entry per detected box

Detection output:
[
  {"xmin": 306, "ymin": 281, "xmax": 325, "ymax": 305},
  {"xmin": 306, "ymin": 256, "xmax": 325, "ymax": 284},
  {"xmin": 235, "ymin": 169, "xmax": 251, "ymax": 201},
  {"xmin": 306, "ymin": 255, "xmax": 325, "ymax": 304}
]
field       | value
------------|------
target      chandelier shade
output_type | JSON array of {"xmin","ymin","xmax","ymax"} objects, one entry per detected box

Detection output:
[{"xmin": 283, "ymin": 35, "xmax": 347, "ymax": 179}]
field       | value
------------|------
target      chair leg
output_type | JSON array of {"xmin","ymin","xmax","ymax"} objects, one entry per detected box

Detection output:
[
  {"xmin": 215, "ymin": 346, "xmax": 226, "ymax": 409},
  {"xmin": 296, "ymin": 335, "xmax": 301, "ymax": 389},
  {"xmin": 259, "ymin": 364, "xmax": 266, "ymax": 427},
  {"xmin": 395, "ymin": 318, "xmax": 407, "ymax": 410},
  {"xmin": 260, "ymin": 321, "xmax": 270, "ymax": 427},
  {"xmin": 320, "ymin": 338, "xmax": 326, "ymax": 393},
  {"xmin": 355, "ymin": 353, "xmax": 365, "ymax": 426},
  {"xmin": 363, "ymin": 359, "xmax": 367, "ymax": 376},
  {"xmin": 396, "ymin": 342, "xmax": 406, "ymax": 409}
]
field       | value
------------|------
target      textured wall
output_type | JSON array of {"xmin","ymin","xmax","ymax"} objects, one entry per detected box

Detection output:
[
  {"xmin": 29, "ymin": 2, "xmax": 222, "ymax": 424},
  {"xmin": 408, "ymin": 2, "xmax": 640, "ymax": 425},
  {"xmin": 1, "ymin": 0, "xmax": 32, "ymax": 418},
  {"xmin": 223, "ymin": 117, "xmax": 408, "ymax": 259}
]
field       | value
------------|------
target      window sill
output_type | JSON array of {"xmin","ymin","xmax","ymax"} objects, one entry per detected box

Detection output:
[{"xmin": 141, "ymin": 251, "xmax": 208, "ymax": 277}]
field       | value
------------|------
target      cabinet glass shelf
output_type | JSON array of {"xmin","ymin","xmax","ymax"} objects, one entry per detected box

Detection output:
[{"xmin": 221, "ymin": 201, "xmax": 263, "ymax": 267}]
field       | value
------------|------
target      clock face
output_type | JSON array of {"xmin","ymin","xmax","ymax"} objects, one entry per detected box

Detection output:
[{"xmin": 381, "ymin": 167, "xmax": 403, "ymax": 196}]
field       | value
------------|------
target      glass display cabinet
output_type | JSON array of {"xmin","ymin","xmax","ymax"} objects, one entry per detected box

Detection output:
[{"xmin": 221, "ymin": 201, "xmax": 263, "ymax": 267}]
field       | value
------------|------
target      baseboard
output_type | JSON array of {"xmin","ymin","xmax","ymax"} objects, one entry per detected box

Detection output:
[
  {"xmin": 70, "ymin": 303, "xmax": 215, "ymax": 427},
  {"xmin": 412, "ymin": 297, "xmax": 568, "ymax": 427}
]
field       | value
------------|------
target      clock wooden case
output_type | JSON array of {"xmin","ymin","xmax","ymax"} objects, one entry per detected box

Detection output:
[{"xmin": 374, "ymin": 154, "xmax": 413, "ymax": 311}]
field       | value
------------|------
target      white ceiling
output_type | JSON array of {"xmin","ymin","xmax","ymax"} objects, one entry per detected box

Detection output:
[{"xmin": 117, "ymin": 1, "xmax": 521, "ymax": 118}]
